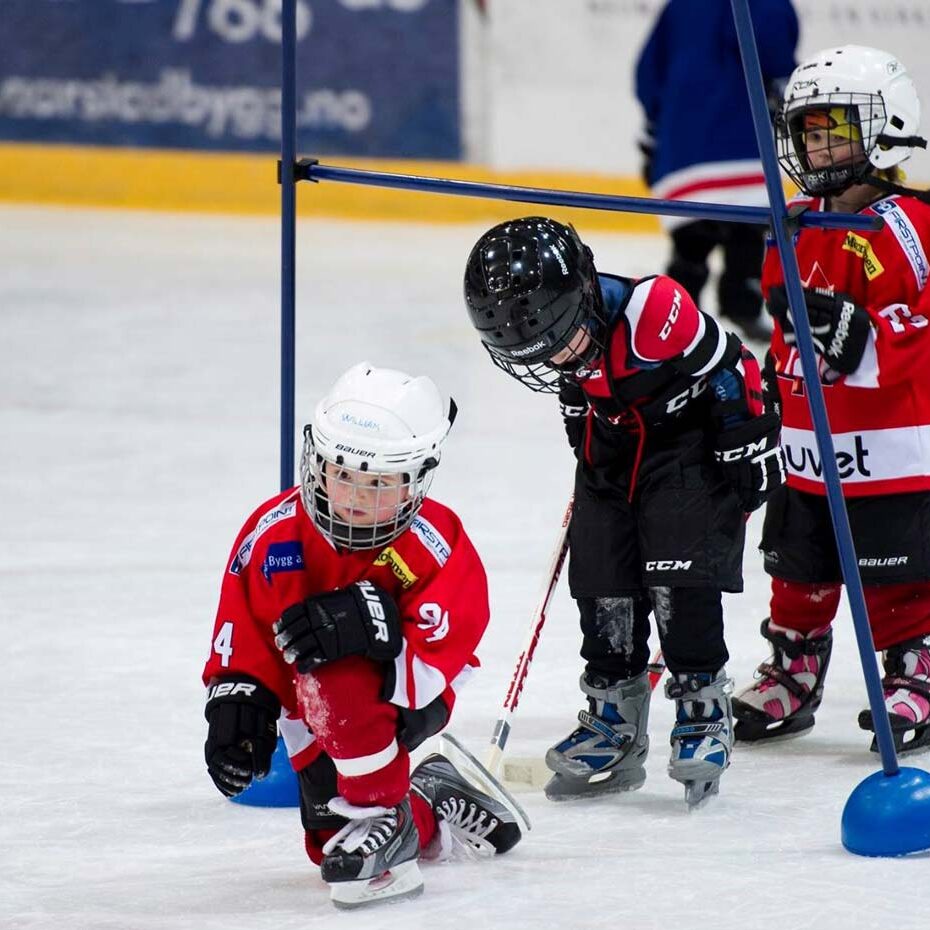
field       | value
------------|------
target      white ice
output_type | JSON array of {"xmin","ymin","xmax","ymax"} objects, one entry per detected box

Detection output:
[{"xmin": 2, "ymin": 205, "xmax": 928, "ymax": 930}]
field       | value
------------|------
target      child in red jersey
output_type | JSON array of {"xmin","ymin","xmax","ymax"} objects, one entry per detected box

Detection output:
[
  {"xmin": 202, "ymin": 363, "xmax": 521, "ymax": 909},
  {"xmin": 731, "ymin": 46, "xmax": 930, "ymax": 756}
]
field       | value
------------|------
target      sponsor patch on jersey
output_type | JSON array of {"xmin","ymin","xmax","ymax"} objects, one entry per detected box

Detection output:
[
  {"xmin": 842, "ymin": 233, "xmax": 884, "ymax": 280},
  {"xmin": 411, "ymin": 515, "xmax": 451, "ymax": 567},
  {"xmin": 229, "ymin": 499, "xmax": 298, "ymax": 575},
  {"xmin": 228, "ymin": 532, "xmax": 255, "ymax": 575},
  {"xmin": 261, "ymin": 541, "xmax": 305, "ymax": 583},
  {"xmin": 872, "ymin": 199, "xmax": 929, "ymax": 289},
  {"xmin": 374, "ymin": 546, "xmax": 419, "ymax": 589}
]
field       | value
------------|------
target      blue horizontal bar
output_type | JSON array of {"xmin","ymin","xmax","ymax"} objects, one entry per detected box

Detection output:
[{"xmin": 305, "ymin": 162, "xmax": 879, "ymax": 231}]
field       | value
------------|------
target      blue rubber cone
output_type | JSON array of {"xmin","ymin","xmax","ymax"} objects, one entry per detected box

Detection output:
[
  {"xmin": 841, "ymin": 767, "xmax": 930, "ymax": 857},
  {"xmin": 230, "ymin": 734, "xmax": 300, "ymax": 808}
]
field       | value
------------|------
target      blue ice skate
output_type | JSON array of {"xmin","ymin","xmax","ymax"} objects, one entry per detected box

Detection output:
[
  {"xmin": 545, "ymin": 671, "xmax": 651, "ymax": 800},
  {"xmin": 666, "ymin": 669, "xmax": 733, "ymax": 809}
]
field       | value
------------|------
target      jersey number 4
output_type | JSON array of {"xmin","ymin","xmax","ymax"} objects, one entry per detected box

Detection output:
[{"xmin": 213, "ymin": 621, "xmax": 234, "ymax": 667}]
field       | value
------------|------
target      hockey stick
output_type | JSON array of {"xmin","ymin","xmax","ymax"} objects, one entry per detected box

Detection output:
[
  {"xmin": 439, "ymin": 496, "xmax": 573, "ymax": 804},
  {"xmin": 496, "ymin": 646, "xmax": 666, "ymax": 790}
]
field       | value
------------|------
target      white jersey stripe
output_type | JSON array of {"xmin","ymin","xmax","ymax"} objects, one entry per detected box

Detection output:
[
  {"xmin": 691, "ymin": 323, "xmax": 728, "ymax": 376},
  {"xmin": 624, "ymin": 279, "xmax": 659, "ymax": 362},
  {"xmin": 331, "ymin": 738, "xmax": 399, "ymax": 777},
  {"xmin": 781, "ymin": 424, "xmax": 930, "ymax": 486}
]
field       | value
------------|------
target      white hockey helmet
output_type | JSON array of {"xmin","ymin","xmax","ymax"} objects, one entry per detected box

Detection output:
[
  {"xmin": 776, "ymin": 45, "xmax": 926, "ymax": 195},
  {"xmin": 299, "ymin": 362, "xmax": 456, "ymax": 550}
]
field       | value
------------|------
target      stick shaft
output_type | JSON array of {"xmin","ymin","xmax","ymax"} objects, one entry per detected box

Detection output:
[{"xmin": 484, "ymin": 496, "xmax": 573, "ymax": 771}]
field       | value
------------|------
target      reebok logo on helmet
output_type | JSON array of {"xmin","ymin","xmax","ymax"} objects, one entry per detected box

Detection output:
[{"xmin": 510, "ymin": 339, "xmax": 546, "ymax": 358}]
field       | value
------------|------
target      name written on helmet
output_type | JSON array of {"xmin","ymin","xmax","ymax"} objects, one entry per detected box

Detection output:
[
  {"xmin": 340, "ymin": 412, "xmax": 381, "ymax": 430},
  {"xmin": 334, "ymin": 442, "xmax": 376, "ymax": 458},
  {"xmin": 510, "ymin": 339, "xmax": 547, "ymax": 358}
]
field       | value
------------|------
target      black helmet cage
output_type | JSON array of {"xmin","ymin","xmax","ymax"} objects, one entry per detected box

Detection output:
[
  {"xmin": 776, "ymin": 93, "xmax": 884, "ymax": 196},
  {"xmin": 464, "ymin": 217, "xmax": 607, "ymax": 393}
]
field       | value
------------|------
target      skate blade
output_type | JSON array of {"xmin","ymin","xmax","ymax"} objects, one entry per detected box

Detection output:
[
  {"xmin": 544, "ymin": 767, "xmax": 646, "ymax": 801},
  {"xmin": 866, "ymin": 726, "xmax": 930, "ymax": 757},
  {"xmin": 734, "ymin": 716, "xmax": 814, "ymax": 744},
  {"xmin": 684, "ymin": 779, "xmax": 720, "ymax": 810},
  {"xmin": 329, "ymin": 861, "xmax": 424, "ymax": 910},
  {"xmin": 438, "ymin": 733, "xmax": 532, "ymax": 833}
]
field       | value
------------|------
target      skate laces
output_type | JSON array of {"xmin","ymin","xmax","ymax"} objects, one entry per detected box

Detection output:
[
  {"xmin": 322, "ymin": 804, "xmax": 398, "ymax": 857},
  {"xmin": 437, "ymin": 796, "xmax": 498, "ymax": 856}
]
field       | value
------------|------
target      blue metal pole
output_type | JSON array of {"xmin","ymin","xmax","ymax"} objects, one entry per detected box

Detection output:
[
  {"xmin": 305, "ymin": 162, "xmax": 878, "ymax": 232},
  {"xmin": 729, "ymin": 0, "xmax": 899, "ymax": 774},
  {"xmin": 280, "ymin": 0, "xmax": 297, "ymax": 492}
]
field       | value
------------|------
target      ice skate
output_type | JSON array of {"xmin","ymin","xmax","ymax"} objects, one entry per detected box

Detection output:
[
  {"xmin": 732, "ymin": 620, "xmax": 833, "ymax": 743},
  {"xmin": 858, "ymin": 634, "xmax": 930, "ymax": 756},
  {"xmin": 666, "ymin": 669, "xmax": 733, "ymax": 809},
  {"xmin": 411, "ymin": 753, "xmax": 523, "ymax": 857},
  {"xmin": 321, "ymin": 795, "xmax": 423, "ymax": 909},
  {"xmin": 544, "ymin": 671, "xmax": 650, "ymax": 801}
]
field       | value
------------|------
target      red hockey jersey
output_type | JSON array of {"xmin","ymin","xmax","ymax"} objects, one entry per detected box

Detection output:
[
  {"xmin": 202, "ymin": 489, "xmax": 489, "ymax": 768},
  {"xmin": 763, "ymin": 193, "xmax": 930, "ymax": 497}
]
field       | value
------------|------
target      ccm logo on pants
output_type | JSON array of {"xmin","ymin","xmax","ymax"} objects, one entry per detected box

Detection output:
[{"xmin": 645, "ymin": 560, "xmax": 693, "ymax": 571}]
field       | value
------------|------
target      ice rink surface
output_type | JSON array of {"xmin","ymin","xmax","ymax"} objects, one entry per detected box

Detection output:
[{"xmin": 2, "ymin": 205, "xmax": 929, "ymax": 930}]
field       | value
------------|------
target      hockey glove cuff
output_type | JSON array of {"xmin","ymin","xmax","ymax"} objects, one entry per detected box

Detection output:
[
  {"xmin": 273, "ymin": 580, "xmax": 403, "ymax": 673},
  {"xmin": 714, "ymin": 411, "xmax": 786, "ymax": 513},
  {"xmin": 204, "ymin": 676, "xmax": 280, "ymax": 798}
]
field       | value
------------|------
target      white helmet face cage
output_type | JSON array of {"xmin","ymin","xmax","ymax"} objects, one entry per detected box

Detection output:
[
  {"xmin": 776, "ymin": 45, "xmax": 924, "ymax": 196},
  {"xmin": 299, "ymin": 363, "xmax": 454, "ymax": 551}
]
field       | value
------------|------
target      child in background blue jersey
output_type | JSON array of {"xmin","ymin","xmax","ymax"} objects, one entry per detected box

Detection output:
[{"xmin": 635, "ymin": 0, "xmax": 798, "ymax": 343}]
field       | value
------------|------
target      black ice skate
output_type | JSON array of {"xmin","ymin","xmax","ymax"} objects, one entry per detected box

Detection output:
[
  {"xmin": 411, "ymin": 753, "xmax": 523, "ymax": 857},
  {"xmin": 544, "ymin": 671, "xmax": 651, "ymax": 801},
  {"xmin": 320, "ymin": 795, "xmax": 422, "ymax": 909},
  {"xmin": 858, "ymin": 634, "xmax": 930, "ymax": 756},
  {"xmin": 733, "ymin": 620, "xmax": 833, "ymax": 743}
]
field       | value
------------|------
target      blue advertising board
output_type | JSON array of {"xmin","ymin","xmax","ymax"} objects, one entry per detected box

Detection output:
[{"xmin": 0, "ymin": 0, "xmax": 460, "ymax": 158}]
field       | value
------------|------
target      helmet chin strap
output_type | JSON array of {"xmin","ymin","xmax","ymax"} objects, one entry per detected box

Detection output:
[{"xmin": 863, "ymin": 170, "xmax": 930, "ymax": 205}]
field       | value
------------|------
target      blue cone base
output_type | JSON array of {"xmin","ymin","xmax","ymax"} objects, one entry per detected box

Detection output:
[
  {"xmin": 229, "ymin": 735, "xmax": 300, "ymax": 808},
  {"xmin": 842, "ymin": 767, "xmax": 930, "ymax": 856}
]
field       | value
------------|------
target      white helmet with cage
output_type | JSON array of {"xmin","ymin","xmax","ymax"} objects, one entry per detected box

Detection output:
[
  {"xmin": 776, "ymin": 45, "xmax": 926, "ymax": 195},
  {"xmin": 299, "ymin": 362, "xmax": 456, "ymax": 551}
]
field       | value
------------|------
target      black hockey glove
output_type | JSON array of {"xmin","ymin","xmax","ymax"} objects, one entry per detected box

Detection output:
[
  {"xmin": 204, "ymin": 676, "xmax": 280, "ymax": 798},
  {"xmin": 396, "ymin": 694, "xmax": 451, "ymax": 751},
  {"xmin": 273, "ymin": 580, "xmax": 403, "ymax": 673},
  {"xmin": 714, "ymin": 410, "xmax": 786, "ymax": 513},
  {"xmin": 767, "ymin": 286, "xmax": 871, "ymax": 374},
  {"xmin": 558, "ymin": 377, "xmax": 588, "ymax": 453}
]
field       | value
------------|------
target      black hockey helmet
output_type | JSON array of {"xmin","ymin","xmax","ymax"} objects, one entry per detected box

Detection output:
[{"xmin": 464, "ymin": 216, "xmax": 605, "ymax": 392}]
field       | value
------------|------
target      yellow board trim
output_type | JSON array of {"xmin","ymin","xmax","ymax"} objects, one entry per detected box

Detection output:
[{"xmin": 0, "ymin": 142, "xmax": 660, "ymax": 232}]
